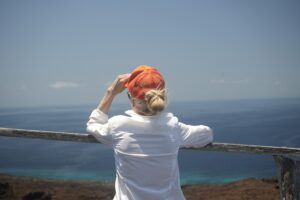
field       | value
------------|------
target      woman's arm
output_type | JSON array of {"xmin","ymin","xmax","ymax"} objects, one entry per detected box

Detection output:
[
  {"xmin": 97, "ymin": 74, "xmax": 130, "ymax": 114},
  {"xmin": 178, "ymin": 122, "xmax": 213, "ymax": 148},
  {"xmin": 86, "ymin": 73, "xmax": 130, "ymax": 144}
]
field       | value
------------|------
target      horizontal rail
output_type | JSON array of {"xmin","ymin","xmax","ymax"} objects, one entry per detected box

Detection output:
[{"xmin": 0, "ymin": 127, "xmax": 300, "ymax": 155}]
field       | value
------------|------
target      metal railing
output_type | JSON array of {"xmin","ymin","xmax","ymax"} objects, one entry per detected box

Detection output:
[{"xmin": 0, "ymin": 127, "xmax": 299, "ymax": 199}]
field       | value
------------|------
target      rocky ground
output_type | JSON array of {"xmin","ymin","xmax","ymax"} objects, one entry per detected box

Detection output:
[{"xmin": 0, "ymin": 173, "xmax": 280, "ymax": 200}]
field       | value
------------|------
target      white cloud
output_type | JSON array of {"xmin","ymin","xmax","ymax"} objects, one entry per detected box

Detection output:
[{"xmin": 50, "ymin": 81, "xmax": 80, "ymax": 89}]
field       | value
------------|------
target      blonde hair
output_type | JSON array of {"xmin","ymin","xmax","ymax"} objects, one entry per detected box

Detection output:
[{"xmin": 144, "ymin": 89, "xmax": 166, "ymax": 114}]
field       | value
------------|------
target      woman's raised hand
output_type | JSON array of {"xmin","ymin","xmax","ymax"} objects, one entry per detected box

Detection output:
[{"xmin": 108, "ymin": 73, "xmax": 131, "ymax": 96}]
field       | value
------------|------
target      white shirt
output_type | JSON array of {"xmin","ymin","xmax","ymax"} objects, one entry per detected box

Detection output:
[{"xmin": 86, "ymin": 109, "xmax": 213, "ymax": 200}]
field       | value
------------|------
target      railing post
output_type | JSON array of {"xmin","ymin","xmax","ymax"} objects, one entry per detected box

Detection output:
[{"xmin": 273, "ymin": 154, "xmax": 300, "ymax": 200}]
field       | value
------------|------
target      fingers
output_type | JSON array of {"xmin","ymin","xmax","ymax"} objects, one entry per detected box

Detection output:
[
  {"xmin": 112, "ymin": 74, "xmax": 129, "ymax": 85},
  {"xmin": 118, "ymin": 73, "xmax": 131, "ymax": 84},
  {"xmin": 108, "ymin": 73, "xmax": 131, "ymax": 95},
  {"xmin": 106, "ymin": 73, "xmax": 131, "ymax": 96}
]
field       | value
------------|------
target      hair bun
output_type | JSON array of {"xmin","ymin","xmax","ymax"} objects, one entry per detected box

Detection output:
[{"xmin": 144, "ymin": 89, "xmax": 166, "ymax": 114}]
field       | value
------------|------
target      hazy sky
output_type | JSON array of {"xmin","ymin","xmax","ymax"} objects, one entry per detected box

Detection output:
[{"xmin": 1, "ymin": 0, "xmax": 300, "ymax": 108}]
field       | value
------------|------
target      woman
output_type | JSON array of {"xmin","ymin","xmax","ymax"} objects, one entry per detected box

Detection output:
[{"xmin": 87, "ymin": 65, "xmax": 213, "ymax": 200}]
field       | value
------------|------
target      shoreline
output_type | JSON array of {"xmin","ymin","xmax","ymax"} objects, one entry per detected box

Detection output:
[{"xmin": 0, "ymin": 173, "xmax": 280, "ymax": 200}]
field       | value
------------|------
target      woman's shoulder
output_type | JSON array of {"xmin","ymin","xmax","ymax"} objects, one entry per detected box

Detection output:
[
  {"xmin": 107, "ymin": 110, "xmax": 182, "ymax": 127},
  {"xmin": 108, "ymin": 114, "xmax": 130, "ymax": 123}
]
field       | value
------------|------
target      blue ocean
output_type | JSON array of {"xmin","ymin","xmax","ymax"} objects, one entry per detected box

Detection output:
[{"xmin": 0, "ymin": 98, "xmax": 299, "ymax": 185}]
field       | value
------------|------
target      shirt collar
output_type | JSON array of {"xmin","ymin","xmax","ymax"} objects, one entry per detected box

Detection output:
[{"xmin": 125, "ymin": 110, "xmax": 167, "ymax": 120}]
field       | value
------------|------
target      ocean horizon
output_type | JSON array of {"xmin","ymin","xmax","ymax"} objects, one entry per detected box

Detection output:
[{"xmin": 0, "ymin": 98, "xmax": 299, "ymax": 185}]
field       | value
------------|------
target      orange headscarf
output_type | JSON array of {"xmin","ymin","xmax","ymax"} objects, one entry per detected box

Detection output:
[{"xmin": 125, "ymin": 65, "xmax": 165, "ymax": 100}]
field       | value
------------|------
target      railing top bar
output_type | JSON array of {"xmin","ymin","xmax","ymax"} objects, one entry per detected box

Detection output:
[{"xmin": 0, "ymin": 127, "xmax": 299, "ymax": 155}]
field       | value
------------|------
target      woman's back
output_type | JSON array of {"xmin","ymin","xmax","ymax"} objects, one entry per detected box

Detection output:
[
  {"xmin": 107, "ymin": 110, "xmax": 185, "ymax": 200},
  {"xmin": 111, "ymin": 110, "xmax": 180, "ymax": 155},
  {"xmin": 88, "ymin": 108, "xmax": 212, "ymax": 200}
]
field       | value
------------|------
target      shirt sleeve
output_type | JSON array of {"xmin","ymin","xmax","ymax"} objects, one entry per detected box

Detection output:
[
  {"xmin": 178, "ymin": 122, "xmax": 213, "ymax": 148},
  {"xmin": 86, "ymin": 109, "xmax": 113, "ymax": 145}
]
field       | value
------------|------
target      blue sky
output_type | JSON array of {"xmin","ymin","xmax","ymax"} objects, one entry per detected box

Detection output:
[{"xmin": 0, "ymin": 0, "xmax": 300, "ymax": 108}]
